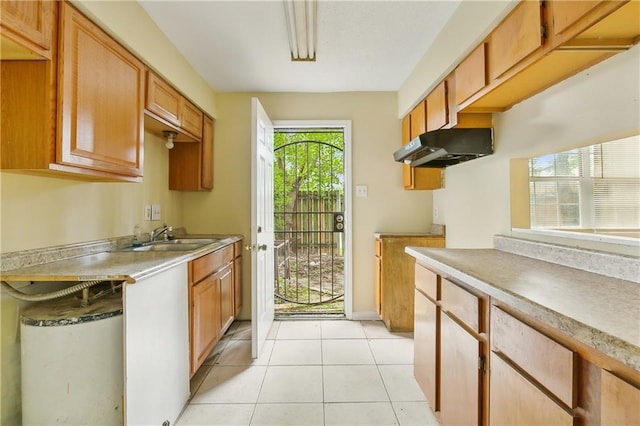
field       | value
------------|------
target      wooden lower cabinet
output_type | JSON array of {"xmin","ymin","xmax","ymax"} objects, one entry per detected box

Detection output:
[
  {"xmin": 189, "ymin": 242, "xmax": 241, "ymax": 377},
  {"xmin": 601, "ymin": 369, "xmax": 640, "ymax": 425},
  {"xmin": 191, "ymin": 274, "xmax": 221, "ymax": 372},
  {"xmin": 414, "ymin": 288, "xmax": 439, "ymax": 411},
  {"xmin": 219, "ymin": 263, "xmax": 234, "ymax": 333},
  {"xmin": 412, "ymin": 265, "xmax": 640, "ymax": 425},
  {"xmin": 490, "ymin": 353, "xmax": 574, "ymax": 426},
  {"xmin": 440, "ymin": 313, "xmax": 483, "ymax": 426},
  {"xmin": 375, "ymin": 235, "xmax": 445, "ymax": 331}
]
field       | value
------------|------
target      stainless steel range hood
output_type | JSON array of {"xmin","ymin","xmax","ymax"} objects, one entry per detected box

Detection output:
[{"xmin": 393, "ymin": 128, "xmax": 493, "ymax": 168}]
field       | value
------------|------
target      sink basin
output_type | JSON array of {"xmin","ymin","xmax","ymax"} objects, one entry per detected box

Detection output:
[
  {"xmin": 162, "ymin": 238, "xmax": 221, "ymax": 245},
  {"xmin": 116, "ymin": 237, "xmax": 222, "ymax": 252},
  {"xmin": 131, "ymin": 243, "xmax": 205, "ymax": 252}
]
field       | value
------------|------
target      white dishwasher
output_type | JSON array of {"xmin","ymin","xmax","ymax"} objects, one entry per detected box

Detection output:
[{"xmin": 20, "ymin": 288, "xmax": 123, "ymax": 425}]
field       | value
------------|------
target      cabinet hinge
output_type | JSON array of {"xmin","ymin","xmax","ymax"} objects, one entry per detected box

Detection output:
[
  {"xmin": 478, "ymin": 355, "xmax": 486, "ymax": 372},
  {"xmin": 541, "ymin": 24, "xmax": 547, "ymax": 41}
]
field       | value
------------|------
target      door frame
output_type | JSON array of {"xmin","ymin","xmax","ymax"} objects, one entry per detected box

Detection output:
[{"xmin": 273, "ymin": 120, "xmax": 353, "ymax": 319}]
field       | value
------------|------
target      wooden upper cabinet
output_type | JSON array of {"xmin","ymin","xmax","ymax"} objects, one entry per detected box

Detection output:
[
  {"xmin": 426, "ymin": 81, "xmax": 449, "ymax": 131},
  {"xmin": 169, "ymin": 115, "xmax": 214, "ymax": 191},
  {"xmin": 550, "ymin": 1, "xmax": 604, "ymax": 35},
  {"xmin": 409, "ymin": 100, "xmax": 426, "ymax": 137},
  {"xmin": 488, "ymin": 1, "xmax": 544, "ymax": 80},
  {"xmin": 401, "ymin": 102, "xmax": 443, "ymax": 190},
  {"xmin": 180, "ymin": 98, "xmax": 204, "ymax": 140},
  {"xmin": 146, "ymin": 71, "xmax": 181, "ymax": 127},
  {"xmin": 455, "ymin": 43, "xmax": 487, "ymax": 106},
  {"xmin": 1, "ymin": 1, "xmax": 144, "ymax": 182},
  {"xmin": 145, "ymin": 71, "xmax": 204, "ymax": 142},
  {"xmin": 58, "ymin": 2, "xmax": 144, "ymax": 178},
  {"xmin": 0, "ymin": 0, "xmax": 54, "ymax": 59}
]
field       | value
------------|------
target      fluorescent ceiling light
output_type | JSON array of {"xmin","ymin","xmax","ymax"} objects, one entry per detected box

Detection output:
[{"xmin": 284, "ymin": 0, "xmax": 316, "ymax": 61}]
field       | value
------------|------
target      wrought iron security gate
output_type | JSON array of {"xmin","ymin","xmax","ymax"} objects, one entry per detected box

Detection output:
[{"xmin": 273, "ymin": 129, "xmax": 345, "ymax": 315}]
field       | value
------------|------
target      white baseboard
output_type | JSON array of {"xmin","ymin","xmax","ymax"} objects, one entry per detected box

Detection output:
[{"xmin": 350, "ymin": 311, "xmax": 381, "ymax": 321}]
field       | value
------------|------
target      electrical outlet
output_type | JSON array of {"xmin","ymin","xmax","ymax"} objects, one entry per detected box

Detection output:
[
  {"xmin": 144, "ymin": 205, "xmax": 152, "ymax": 221},
  {"xmin": 151, "ymin": 204, "xmax": 161, "ymax": 221},
  {"xmin": 434, "ymin": 207, "xmax": 439, "ymax": 220},
  {"xmin": 355, "ymin": 185, "xmax": 368, "ymax": 197}
]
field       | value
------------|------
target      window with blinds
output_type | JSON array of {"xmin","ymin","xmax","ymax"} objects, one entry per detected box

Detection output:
[{"xmin": 529, "ymin": 136, "xmax": 640, "ymax": 231}]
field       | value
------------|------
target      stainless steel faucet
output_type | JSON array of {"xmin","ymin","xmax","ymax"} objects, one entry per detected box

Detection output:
[{"xmin": 150, "ymin": 224, "xmax": 173, "ymax": 242}]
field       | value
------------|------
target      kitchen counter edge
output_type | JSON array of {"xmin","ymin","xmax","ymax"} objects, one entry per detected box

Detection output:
[
  {"xmin": 0, "ymin": 235, "xmax": 243, "ymax": 284},
  {"xmin": 405, "ymin": 246, "xmax": 640, "ymax": 372}
]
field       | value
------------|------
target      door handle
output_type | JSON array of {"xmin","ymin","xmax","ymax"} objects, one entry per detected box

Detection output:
[
  {"xmin": 258, "ymin": 244, "xmax": 267, "ymax": 251},
  {"xmin": 245, "ymin": 244, "xmax": 268, "ymax": 251}
]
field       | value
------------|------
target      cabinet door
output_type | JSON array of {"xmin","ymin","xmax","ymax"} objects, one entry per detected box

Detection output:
[
  {"xmin": 426, "ymin": 81, "xmax": 449, "ymax": 131},
  {"xmin": 601, "ymin": 369, "xmax": 640, "ymax": 425},
  {"xmin": 234, "ymin": 254, "xmax": 242, "ymax": 316},
  {"xmin": 550, "ymin": 1, "xmax": 604, "ymax": 36},
  {"xmin": 414, "ymin": 289, "xmax": 439, "ymax": 411},
  {"xmin": 146, "ymin": 71, "xmax": 181, "ymax": 127},
  {"xmin": 455, "ymin": 43, "xmax": 487, "ymax": 106},
  {"xmin": 490, "ymin": 353, "xmax": 574, "ymax": 426},
  {"xmin": 440, "ymin": 313, "xmax": 481, "ymax": 426},
  {"xmin": 191, "ymin": 274, "xmax": 220, "ymax": 375},
  {"xmin": 219, "ymin": 264, "xmax": 235, "ymax": 334},
  {"xmin": 180, "ymin": 98, "xmax": 204, "ymax": 140},
  {"xmin": 0, "ymin": 0, "xmax": 54, "ymax": 59},
  {"xmin": 58, "ymin": 2, "xmax": 144, "ymax": 178},
  {"xmin": 489, "ymin": 1, "xmax": 543, "ymax": 79}
]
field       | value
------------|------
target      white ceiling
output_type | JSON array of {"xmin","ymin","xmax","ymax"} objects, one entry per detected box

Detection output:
[{"xmin": 138, "ymin": 0, "xmax": 462, "ymax": 93}]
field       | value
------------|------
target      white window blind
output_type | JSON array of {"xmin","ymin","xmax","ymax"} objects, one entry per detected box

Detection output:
[{"xmin": 529, "ymin": 136, "xmax": 640, "ymax": 230}]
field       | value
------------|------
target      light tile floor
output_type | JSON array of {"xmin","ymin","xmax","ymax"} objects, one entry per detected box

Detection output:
[{"xmin": 177, "ymin": 320, "xmax": 440, "ymax": 426}]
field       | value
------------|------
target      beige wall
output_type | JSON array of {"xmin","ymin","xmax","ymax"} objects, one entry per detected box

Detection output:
[
  {"xmin": 433, "ymin": 45, "xmax": 640, "ymax": 249},
  {"xmin": 182, "ymin": 92, "xmax": 434, "ymax": 319}
]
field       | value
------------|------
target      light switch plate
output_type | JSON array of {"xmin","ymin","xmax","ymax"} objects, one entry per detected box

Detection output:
[
  {"xmin": 151, "ymin": 204, "xmax": 161, "ymax": 221},
  {"xmin": 355, "ymin": 185, "xmax": 368, "ymax": 197}
]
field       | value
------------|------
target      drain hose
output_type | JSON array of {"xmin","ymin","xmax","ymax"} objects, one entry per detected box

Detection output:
[{"xmin": 1, "ymin": 279, "xmax": 105, "ymax": 302}]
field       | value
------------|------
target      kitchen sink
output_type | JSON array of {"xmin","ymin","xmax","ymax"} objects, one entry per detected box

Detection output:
[
  {"xmin": 115, "ymin": 237, "xmax": 222, "ymax": 252},
  {"xmin": 130, "ymin": 243, "xmax": 205, "ymax": 252}
]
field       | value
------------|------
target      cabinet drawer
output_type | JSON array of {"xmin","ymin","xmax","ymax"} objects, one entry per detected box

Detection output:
[
  {"xmin": 491, "ymin": 306, "xmax": 576, "ymax": 408},
  {"xmin": 441, "ymin": 279, "xmax": 480, "ymax": 332},
  {"xmin": 415, "ymin": 264, "xmax": 438, "ymax": 300},
  {"xmin": 191, "ymin": 245, "xmax": 234, "ymax": 284},
  {"xmin": 490, "ymin": 353, "xmax": 574, "ymax": 425},
  {"xmin": 601, "ymin": 369, "xmax": 640, "ymax": 425}
]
